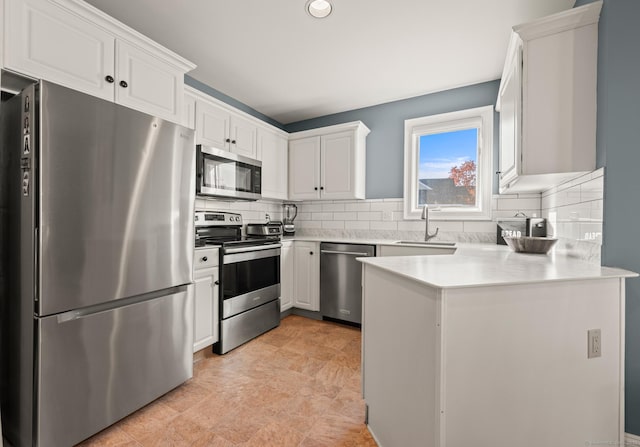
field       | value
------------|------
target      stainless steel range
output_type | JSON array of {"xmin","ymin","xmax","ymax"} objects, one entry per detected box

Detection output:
[{"xmin": 195, "ymin": 212, "xmax": 281, "ymax": 354}]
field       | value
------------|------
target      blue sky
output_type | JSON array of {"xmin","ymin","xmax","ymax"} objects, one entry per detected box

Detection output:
[{"xmin": 419, "ymin": 128, "xmax": 478, "ymax": 179}]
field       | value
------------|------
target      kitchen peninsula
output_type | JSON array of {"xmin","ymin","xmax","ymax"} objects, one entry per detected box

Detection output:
[{"xmin": 357, "ymin": 247, "xmax": 636, "ymax": 447}]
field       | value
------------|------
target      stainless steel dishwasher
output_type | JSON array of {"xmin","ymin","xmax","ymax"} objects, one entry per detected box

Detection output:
[{"xmin": 320, "ymin": 242, "xmax": 376, "ymax": 325}]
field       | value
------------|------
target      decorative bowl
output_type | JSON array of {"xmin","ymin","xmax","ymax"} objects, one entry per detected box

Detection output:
[{"xmin": 503, "ymin": 236, "xmax": 558, "ymax": 254}]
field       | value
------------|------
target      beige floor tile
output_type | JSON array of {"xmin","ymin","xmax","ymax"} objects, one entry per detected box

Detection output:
[{"xmin": 76, "ymin": 315, "xmax": 376, "ymax": 447}]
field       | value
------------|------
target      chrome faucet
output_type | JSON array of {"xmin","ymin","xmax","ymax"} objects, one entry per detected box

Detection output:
[{"xmin": 421, "ymin": 205, "xmax": 439, "ymax": 241}]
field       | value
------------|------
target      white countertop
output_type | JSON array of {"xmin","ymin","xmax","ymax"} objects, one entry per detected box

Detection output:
[
  {"xmin": 281, "ymin": 235, "xmax": 451, "ymax": 247},
  {"xmin": 356, "ymin": 243, "xmax": 637, "ymax": 289}
]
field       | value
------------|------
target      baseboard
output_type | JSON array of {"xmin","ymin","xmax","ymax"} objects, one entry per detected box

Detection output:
[{"xmin": 626, "ymin": 432, "xmax": 640, "ymax": 446}]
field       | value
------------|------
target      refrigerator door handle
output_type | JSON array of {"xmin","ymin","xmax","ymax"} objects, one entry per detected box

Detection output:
[{"xmin": 56, "ymin": 284, "xmax": 190, "ymax": 323}]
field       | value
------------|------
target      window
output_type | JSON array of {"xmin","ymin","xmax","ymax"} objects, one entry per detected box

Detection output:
[{"xmin": 403, "ymin": 106, "xmax": 493, "ymax": 220}]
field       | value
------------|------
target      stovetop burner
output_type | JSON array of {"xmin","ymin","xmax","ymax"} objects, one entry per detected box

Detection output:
[{"xmin": 194, "ymin": 211, "xmax": 281, "ymax": 250}]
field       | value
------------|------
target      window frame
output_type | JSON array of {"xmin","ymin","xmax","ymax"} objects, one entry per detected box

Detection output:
[{"xmin": 403, "ymin": 105, "xmax": 493, "ymax": 221}]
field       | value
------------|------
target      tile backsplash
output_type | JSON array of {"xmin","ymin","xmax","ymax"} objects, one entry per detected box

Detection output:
[
  {"xmin": 195, "ymin": 168, "xmax": 604, "ymax": 263},
  {"xmin": 541, "ymin": 168, "xmax": 604, "ymax": 262},
  {"xmin": 295, "ymin": 193, "xmax": 541, "ymax": 244}
]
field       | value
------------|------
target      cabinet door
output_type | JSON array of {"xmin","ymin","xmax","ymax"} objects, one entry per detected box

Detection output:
[
  {"xmin": 321, "ymin": 131, "xmax": 357, "ymax": 200},
  {"xmin": 289, "ymin": 137, "xmax": 321, "ymax": 200},
  {"xmin": 293, "ymin": 242, "xmax": 320, "ymax": 311},
  {"xmin": 280, "ymin": 243, "xmax": 294, "ymax": 311},
  {"xmin": 193, "ymin": 268, "xmax": 219, "ymax": 352},
  {"xmin": 183, "ymin": 90, "xmax": 197, "ymax": 129},
  {"xmin": 196, "ymin": 100, "xmax": 230, "ymax": 150},
  {"xmin": 4, "ymin": 0, "xmax": 115, "ymax": 101},
  {"xmin": 498, "ymin": 47, "xmax": 521, "ymax": 191},
  {"xmin": 230, "ymin": 114, "xmax": 258, "ymax": 159},
  {"xmin": 257, "ymin": 129, "xmax": 288, "ymax": 200},
  {"xmin": 115, "ymin": 40, "xmax": 183, "ymax": 123}
]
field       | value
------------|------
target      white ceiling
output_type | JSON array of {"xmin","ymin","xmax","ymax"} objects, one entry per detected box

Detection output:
[{"xmin": 84, "ymin": 0, "xmax": 574, "ymax": 124}]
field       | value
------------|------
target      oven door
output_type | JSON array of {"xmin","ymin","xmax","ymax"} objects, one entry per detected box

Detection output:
[
  {"xmin": 221, "ymin": 245, "xmax": 281, "ymax": 318},
  {"xmin": 196, "ymin": 145, "xmax": 262, "ymax": 200}
]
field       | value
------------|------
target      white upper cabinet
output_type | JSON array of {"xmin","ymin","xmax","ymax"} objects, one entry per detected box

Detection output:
[
  {"xmin": 230, "ymin": 115, "xmax": 258, "ymax": 159},
  {"xmin": 496, "ymin": 1, "xmax": 602, "ymax": 193},
  {"xmin": 196, "ymin": 99, "xmax": 230, "ymax": 149},
  {"xmin": 115, "ymin": 40, "xmax": 183, "ymax": 122},
  {"xmin": 195, "ymin": 98, "xmax": 257, "ymax": 158},
  {"xmin": 3, "ymin": 0, "xmax": 195, "ymax": 123},
  {"xmin": 183, "ymin": 89, "xmax": 197, "ymax": 129},
  {"xmin": 289, "ymin": 121, "xmax": 369, "ymax": 201},
  {"xmin": 289, "ymin": 136, "xmax": 321, "ymax": 200},
  {"xmin": 257, "ymin": 127, "xmax": 288, "ymax": 200}
]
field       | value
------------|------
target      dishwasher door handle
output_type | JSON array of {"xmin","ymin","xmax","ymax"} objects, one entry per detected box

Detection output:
[{"xmin": 320, "ymin": 250, "xmax": 372, "ymax": 256}]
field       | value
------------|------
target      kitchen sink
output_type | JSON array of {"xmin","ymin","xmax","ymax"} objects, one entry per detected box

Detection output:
[{"xmin": 393, "ymin": 240, "xmax": 457, "ymax": 247}]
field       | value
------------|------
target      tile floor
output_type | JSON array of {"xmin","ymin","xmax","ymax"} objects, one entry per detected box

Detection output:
[{"xmin": 77, "ymin": 315, "xmax": 378, "ymax": 446}]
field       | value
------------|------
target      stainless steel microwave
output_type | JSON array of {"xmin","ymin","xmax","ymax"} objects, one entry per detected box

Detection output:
[{"xmin": 196, "ymin": 145, "xmax": 262, "ymax": 200}]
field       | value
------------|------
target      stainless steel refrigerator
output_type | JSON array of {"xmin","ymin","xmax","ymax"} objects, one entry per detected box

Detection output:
[{"xmin": 0, "ymin": 80, "xmax": 196, "ymax": 447}]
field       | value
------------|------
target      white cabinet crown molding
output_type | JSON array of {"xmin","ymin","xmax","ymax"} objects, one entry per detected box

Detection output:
[
  {"xmin": 288, "ymin": 120, "xmax": 370, "ymax": 140},
  {"xmin": 48, "ymin": 0, "xmax": 195, "ymax": 72},
  {"xmin": 514, "ymin": 1, "xmax": 602, "ymax": 41},
  {"xmin": 185, "ymin": 85, "xmax": 287, "ymax": 138}
]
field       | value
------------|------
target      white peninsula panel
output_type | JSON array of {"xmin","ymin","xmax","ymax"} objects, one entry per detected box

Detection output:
[{"xmin": 359, "ymin": 252, "xmax": 635, "ymax": 447}]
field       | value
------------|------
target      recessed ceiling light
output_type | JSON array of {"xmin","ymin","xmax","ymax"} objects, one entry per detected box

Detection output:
[{"xmin": 306, "ymin": 0, "xmax": 332, "ymax": 19}]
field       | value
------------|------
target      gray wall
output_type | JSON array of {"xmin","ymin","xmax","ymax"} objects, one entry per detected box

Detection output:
[
  {"xmin": 284, "ymin": 81, "xmax": 501, "ymax": 198},
  {"xmin": 575, "ymin": 0, "xmax": 640, "ymax": 436}
]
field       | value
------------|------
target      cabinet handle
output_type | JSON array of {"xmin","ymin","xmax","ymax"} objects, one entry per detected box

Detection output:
[
  {"xmin": 105, "ymin": 75, "xmax": 114, "ymax": 83},
  {"xmin": 225, "ymin": 138, "xmax": 231, "ymax": 143},
  {"xmin": 119, "ymin": 80, "xmax": 128, "ymax": 88},
  {"xmin": 214, "ymin": 280, "xmax": 220, "ymax": 285},
  {"xmin": 320, "ymin": 186, "xmax": 324, "ymax": 190},
  {"xmin": 201, "ymin": 256, "xmax": 208, "ymax": 262},
  {"xmin": 309, "ymin": 251, "xmax": 314, "ymax": 255},
  {"xmin": 231, "ymin": 140, "xmax": 237, "ymax": 144},
  {"xmin": 314, "ymin": 187, "xmax": 318, "ymax": 191}
]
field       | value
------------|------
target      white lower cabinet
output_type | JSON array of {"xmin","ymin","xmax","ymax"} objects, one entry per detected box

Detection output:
[
  {"xmin": 257, "ymin": 128, "xmax": 288, "ymax": 200},
  {"xmin": 292, "ymin": 241, "xmax": 320, "ymax": 311},
  {"xmin": 193, "ymin": 248, "xmax": 219, "ymax": 353},
  {"xmin": 280, "ymin": 241, "xmax": 294, "ymax": 311}
]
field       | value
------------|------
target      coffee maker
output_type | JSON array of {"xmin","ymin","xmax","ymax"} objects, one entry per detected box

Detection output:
[{"xmin": 283, "ymin": 203, "xmax": 298, "ymax": 235}]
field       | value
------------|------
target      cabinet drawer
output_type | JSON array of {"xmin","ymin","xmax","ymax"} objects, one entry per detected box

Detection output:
[{"xmin": 194, "ymin": 248, "xmax": 219, "ymax": 270}]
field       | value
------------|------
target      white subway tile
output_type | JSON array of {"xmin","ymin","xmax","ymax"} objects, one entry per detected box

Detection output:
[
  {"xmin": 298, "ymin": 220, "xmax": 322, "ymax": 229},
  {"xmin": 358, "ymin": 211, "xmax": 382, "ymax": 221},
  {"xmin": 463, "ymin": 221, "xmax": 497, "ymax": 233},
  {"xmin": 312, "ymin": 212, "xmax": 333, "ymax": 220},
  {"xmin": 333, "ymin": 212, "xmax": 358, "ymax": 220},
  {"xmin": 382, "ymin": 198, "xmax": 403, "ymax": 202},
  {"xmin": 322, "ymin": 221, "xmax": 344, "ymax": 229},
  {"xmin": 345, "ymin": 221, "xmax": 370, "ymax": 230},
  {"xmin": 345, "ymin": 202, "xmax": 371, "ymax": 212},
  {"xmin": 297, "ymin": 212, "xmax": 312, "ymax": 221},
  {"xmin": 580, "ymin": 177, "xmax": 604, "ymax": 202},
  {"xmin": 370, "ymin": 221, "xmax": 398, "ymax": 231},
  {"xmin": 322, "ymin": 203, "xmax": 345, "ymax": 212},
  {"xmin": 496, "ymin": 197, "xmax": 541, "ymax": 211},
  {"xmin": 397, "ymin": 221, "xmax": 424, "ymax": 231},
  {"xmin": 302, "ymin": 203, "xmax": 323, "ymax": 213},
  {"xmin": 370, "ymin": 202, "xmax": 401, "ymax": 212},
  {"xmin": 431, "ymin": 221, "xmax": 464, "ymax": 232},
  {"xmin": 391, "ymin": 211, "xmax": 405, "ymax": 221}
]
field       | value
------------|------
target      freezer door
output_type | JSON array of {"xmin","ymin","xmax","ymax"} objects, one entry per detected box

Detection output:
[
  {"xmin": 37, "ymin": 81, "xmax": 195, "ymax": 316},
  {"xmin": 36, "ymin": 286, "xmax": 193, "ymax": 447}
]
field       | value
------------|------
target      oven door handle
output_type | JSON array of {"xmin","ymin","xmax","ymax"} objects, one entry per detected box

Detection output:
[
  {"xmin": 223, "ymin": 246, "xmax": 281, "ymax": 264},
  {"xmin": 223, "ymin": 243, "xmax": 282, "ymax": 254}
]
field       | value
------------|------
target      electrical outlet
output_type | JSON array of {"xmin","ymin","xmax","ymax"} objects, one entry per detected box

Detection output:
[{"xmin": 588, "ymin": 329, "xmax": 601, "ymax": 359}]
